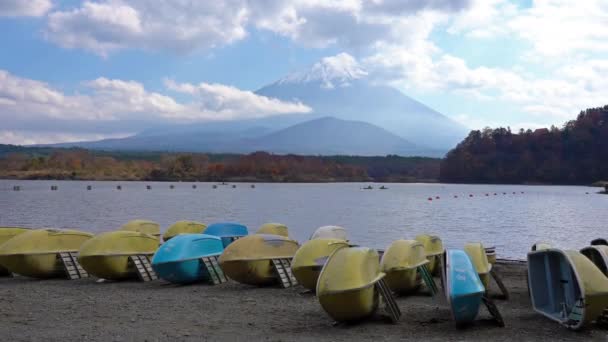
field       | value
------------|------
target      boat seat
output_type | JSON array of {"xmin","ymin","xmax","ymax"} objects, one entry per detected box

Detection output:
[
  {"xmin": 271, "ymin": 258, "xmax": 298, "ymax": 288},
  {"xmin": 128, "ymin": 255, "xmax": 157, "ymax": 282},
  {"xmin": 57, "ymin": 252, "xmax": 89, "ymax": 280},
  {"xmin": 200, "ymin": 256, "xmax": 227, "ymax": 285},
  {"xmin": 375, "ymin": 278, "xmax": 401, "ymax": 323}
]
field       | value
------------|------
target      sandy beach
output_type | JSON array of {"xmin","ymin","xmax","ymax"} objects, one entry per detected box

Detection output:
[{"xmin": 0, "ymin": 261, "xmax": 605, "ymax": 341}]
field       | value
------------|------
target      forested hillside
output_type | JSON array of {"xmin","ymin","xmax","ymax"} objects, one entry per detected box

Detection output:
[{"xmin": 440, "ymin": 106, "xmax": 608, "ymax": 184}]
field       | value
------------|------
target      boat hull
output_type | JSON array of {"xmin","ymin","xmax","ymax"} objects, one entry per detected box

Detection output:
[
  {"xmin": 0, "ymin": 253, "xmax": 65, "ymax": 278},
  {"xmin": 384, "ymin": 268, "xmax": 420, "ymax": 294},
  {"xmin": 444, "ymin": 249, "xmax": 485, "ymax": 326},
  {"xmin": 380, "ymin": 239, "xmax": 428, "ymax": 294},
  {"xmin": 79, "ymin": 255, "xmax": 150, "ymax": 280},
  {"xmin": 221, "ymin": 259, "xmax": 276, "ymax": 285},
  {"xmin": 0, "ymin": 227, "xmax": 30, "ymax": 276},
  {"xmin": 292, "ymin": 266, "xmax": 322, "ymax": 290},
  {"xmin": 318, "ymin": 286, "xmax": 378, "ymax": 322},
  {"xmin": 292, "ymin": 238, "xmax": 350, "ymax": 290},
  {"xmin": 153, "ymin": 259, "xmax": 213, "ymax": 284}
]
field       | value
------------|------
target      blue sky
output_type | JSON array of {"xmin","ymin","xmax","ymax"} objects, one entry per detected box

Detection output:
[{"xmin": 1, "ymin": 0, "xmax": 607, "ymax": 144}]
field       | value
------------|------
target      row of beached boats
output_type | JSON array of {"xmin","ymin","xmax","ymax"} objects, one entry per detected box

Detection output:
[{"xmin": 0, "ymin": 223, "xmax": 607, "ymax": 330}]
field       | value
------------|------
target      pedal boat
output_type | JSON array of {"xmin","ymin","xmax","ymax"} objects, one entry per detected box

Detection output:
[
  {"xmin": 152, "ymin": 234, "xmax": 224, "ymax": 284},
  {"xmin": 464, "ymin": 242, "xmax": 492, "ymax": 289},
  {"xmin": 204, "ymin": 222, "xmax": 249, "ymax": 248},
  {"xmin": 162, "ymin": 221, "xmax": 207, "ymax": 242},
  {"xmin": 78, "ymin": 230, "xmax": 159, "ymax": 280},
  {"xmin": 291, "ymin": 238, "xmax": 350, "ymax": 290},
  {"xmin": 380, "ymin": 239, "xmax": 428, "ymax": 294},
  {"xmin": 415, "ymin": 234, "xmax": 444, "ymax": 275},
  {"xmin": 442, "ymin": 249, "xmax": 485, "ymax": 326},
  {"xmin": 580, "ymin": 245, "xmax": 608, "ymax": 277},
  {"xmin": 316, "ymin": 246, "xmax": 385, "ymax": 322},
  {"xmin": 256, "ymin": 223, "xmax": 289, "ymax": 237},
  {"xmin": 0, "ymin": 229, "xmax": 93, "ymax": 278},
  {"xmin": 310, "ymin": 225, "xmax": 348, "ymax": 241},
  {"xmin": 219, "ymin": 234, "xmax": 299, "ymax": 286},
  {"xmin": 0, "ymin": 227, "xmax": 30, "ymax": 276},
  {"xmin": 120, "ymin": 219, "xmax": 161, "ymax": 240},
  {"xmin": 527, "ymin": 248, "xmax": 608, "ymax": 330}
]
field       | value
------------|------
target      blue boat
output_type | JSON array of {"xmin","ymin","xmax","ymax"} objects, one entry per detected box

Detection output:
[
  {"xmin": 443, "ymin": 249, "xmax": 485, "ymax": 326},
  {"xmin": 204, "ymin": 222, "xmax": 248, "ymax": 247},
  {"xmin": 152, "ymin": 234, "xmax": 224, "ymax": 284}
]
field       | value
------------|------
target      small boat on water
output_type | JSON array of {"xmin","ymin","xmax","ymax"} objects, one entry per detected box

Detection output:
[
  {"xmin": 310, "ymin": 225, "xmax": 348, "ymax": 241},
  {"xmin": 256, "ymin": 223, "xmax": 289, "ymax": 237},
  {"xmin": 291, "ymin": 238, "xmax": 350, "ymax": 290},
  {"xmin": 581, "ymin": 245, "xmax": 608, "ymax": 276},
  {"xmin": 120, "ymin": 219, "xmax": 161, "ymax": 240},
  {"xmin": 204, "ymin": 222, "xmax": 249, "ymax": 247},
  {"xmin": 78, "ymin": 231, "xmax": 159, "ymax": 280},
  {"xmin": 380, "ymin": 239, "xmax": 428, "ymax": 294},
  {"xmin": 0, "ymin": 229, "xmax": 93, "ymax": 278},
  {"xmin": 362, "ymin": 186, "xmax": 374, "ymax": 190},
  {"xmin": 152, "ymin": 234, "xmax": 224, "ymax": 284},
  {"xmin": 527, "ymin": 248, "xmax": 608, "ymax": 330},
  {"xmin": 219, "ymin": 234, "xmax": 299, "ymax": 286},
  {"xmin": 415, "ymin": 234, "xmax": 444, "ymax": 275},
  {"xmin": 442, "ymin": 249, "xmax": 485, "ymax": 326},
  {"xmin": 0, "ymin": 227, "xmax": 30, "ymax": 276},
  {"xmin": 464, "ymin": 242, "xmax": 492, "ymax": 289},
  {"xmin": 316, "ymin": 246, "xmax": 386, "ymax": 322},
  {"xmin": 162, "ymin": 221, "xmax": 207, "ymax": 242}
]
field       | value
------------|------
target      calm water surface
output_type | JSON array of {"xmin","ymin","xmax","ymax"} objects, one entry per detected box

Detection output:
[{"xmin": 1, "ymin": 180, "xmax": 605, "ymax": 259}]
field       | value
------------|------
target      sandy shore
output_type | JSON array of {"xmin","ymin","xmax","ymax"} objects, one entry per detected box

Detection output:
[{"xmin": 0, "ymin": 262, "xmax": 606, "ymax": 341}]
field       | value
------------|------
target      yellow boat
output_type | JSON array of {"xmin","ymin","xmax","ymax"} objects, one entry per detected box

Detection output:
[
  {"xmin": 219, "ymin": 234, "xmax": 299, "ymax": 286},
  {"xmin": 531, "ymin": 242, "xmax": 552, "ymax": 251},
  {"xmin": 78, "ymin": 231, "xmax": 159, "ymax": 280},
  {"xmin": 162, "ymin": 221, "xmax": 207, "ymax": 241},
  {"xmin": 528, "ymin": 248, "xmax": 608, "ymax": 330},
  {"xmin": 415, "ymin": 234, "xmax": 444, "ymax": 275},
  {"xmin": 256, "ymin": 223, "xmax": 289, "ymax": 237},
  {"xmin": 464, "ymin": 242, "xmax": 492, "ymax": 289},
  {"xmin": 380, "ymin": 240, "xmax": 428, "ymax": 294},
  {"xmin": 291, "ymin": 238, "xmax": 350, "ymax": 290},
  {"xmin": 316, "ymin": 246, "xmax": 385, "ymax": 322},
  {"xmin": 580, "ymin": 245, "xmax": 608, "ymax": 277},
  {"xmin": 0, "ymin": 227, "xmax": 31, "ymax": 276},
  {"xmin": 310, "ymin": 225, "xmax": 348, "ymax": 240},
  {"xmin": 0, "ymin": 229, "xmax": 93, "ymax": 278},
  {"xmin": 485, "ymin": 246, "xmax": 497, "ymax": 265},
  {"xmin": 120, "ymin": 219, "xmax": 161, "ymax": 240}
]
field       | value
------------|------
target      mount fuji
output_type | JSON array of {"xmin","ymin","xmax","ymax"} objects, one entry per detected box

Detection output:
[{"xmin": 48, "ymin": 55, "xmax": 468, "ymax": 156}]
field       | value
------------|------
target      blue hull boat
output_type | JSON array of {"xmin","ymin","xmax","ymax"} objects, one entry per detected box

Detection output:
[
  {"xmin": 152, "ymin": 234, "xmax": 224, "ymax": 284},
  {"xmin": 204, "ymin": 223, "xmax": 248, "ymax": 248},
  {"xmin": 443, "ymin": 249, "xmax": 485, "ymax": 326}
]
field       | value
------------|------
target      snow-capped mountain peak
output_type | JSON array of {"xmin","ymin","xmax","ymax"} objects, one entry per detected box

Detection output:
[{"xmin": 278, "ymin": 53, "xmax": 368, "ymax": 89}]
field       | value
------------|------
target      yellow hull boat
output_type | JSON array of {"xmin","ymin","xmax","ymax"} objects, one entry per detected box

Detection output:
[
  {"xmin": 415, "ymin": 234, "xmax": 444, "ymax": 275},
  {"xmin": 310, "ymin": 225, "xmax": 348, "ymax": 241},
  {"xmin": 464, "ymin": 242, "xmax": 492, "ymax": 289},
  {"xmin": 256, "ymin": 223, "xmax": 290, "ymax": 237},
  {"xmin": 120, "ymin": 220, "xmax": 161, "ymax": 240},
  {"xmin": 317, "ymin": 247, "xmax": 384, "ymax": 322},
  {"xmin": 292, "ymin": 238, "xmax": 350, "ymax": 290},
  {"xmin": 0, "ymin": 227, "xmax": 30, "ymax": 276},
  {"xmin": 219, "ymin": 234, "xmax": 299, "ymax": 286},
  {"xmin": 0, "ymin": 229, "xmax": 93, "ymax": 278},
  {"xmin": 162, "ymin": 221, "xmax": 207, "ymax": 242},
  {"xmin": 78, "ymin": 231, "xmax": 159, "ymax": 280},
  {"xmin": 380, "ymin": 240, "xmax": 428, "ymax": 294},
  {"xmin": 581, "ymin": 245, "xmax": 608, "ymax": 277}
]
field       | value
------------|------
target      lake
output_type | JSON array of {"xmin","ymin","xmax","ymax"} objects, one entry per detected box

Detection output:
[{"xmin": 1, "ymin": 180, "xmax": 605, "ymax": 259}]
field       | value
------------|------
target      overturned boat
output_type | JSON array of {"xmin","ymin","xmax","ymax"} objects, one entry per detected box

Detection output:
[
  {"xmin": 78, "ymin": 231, "xmax": 159, "ymax": 280},
  {"xmin": 0, "ymin": 227, "xmax": 30, "ymax": 276},
  {"xmin": 415, "ymin": 234, "xmax": 444, "ymax": 275},
  {"xmin": 380, "ymin": 239, "xmax": 429, "ymax": 294},
  {"xmin": 152, "ymin": 234, "xmax": 224, "ymax": 284},
  {"xmin": 120, "ymin": 219, "xmax": 161, "ymax": 240},
  {"xmin": 291, "ymin": 238, "xmax": 350, "ymax": 290},
  {"xmin": 464, "ymin": 242, "xmax": 492, "ymax": 289},
  {"xmin": 527, "ymin": 248, "xmax": 608, "ymax": 330},
  {"xmin": 310, "ymin": 225, "xmax": 348, "ymax": 241},
  {"xmin": 443, "ymin": 249, "xmax": 485, "ymax": 326},
  {"xmin": 581, "ymin": 245, "xmax": 608, "ymax": 277},
  {"xmin": 219, "ymin": 234, "xmax": 299, "ymax": 286},
  {"xmin": 317, "ymin": 246, "xmax": 399, "ymax": 322},
  {"xmin": 205, "ymin": 222, "xmax": 249, "ymax": 248},
  {"xmin": 256, "ymin": 223, "xmax": 289, "ymax": 237},
  {"xmin": 162, "ymin": 221, "xmax": 207, "ymax": 242},
  {"xmin": 0, "ymin": 229, "xmax": 93, "ymax": 278}
]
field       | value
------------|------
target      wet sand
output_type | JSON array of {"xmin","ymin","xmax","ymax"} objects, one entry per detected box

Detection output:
[{"xmin": 0, "ymin": 262, "xmax": 606, "ymax": 341}]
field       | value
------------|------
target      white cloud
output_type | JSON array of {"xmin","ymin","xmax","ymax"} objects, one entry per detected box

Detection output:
[
  {"xmin": 0, "ymin": 130, "xmax": 132, "ymax": 145},
  {"xmin": 0, "ymin": 0, "xmax": 52, "ymax": 17}
]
